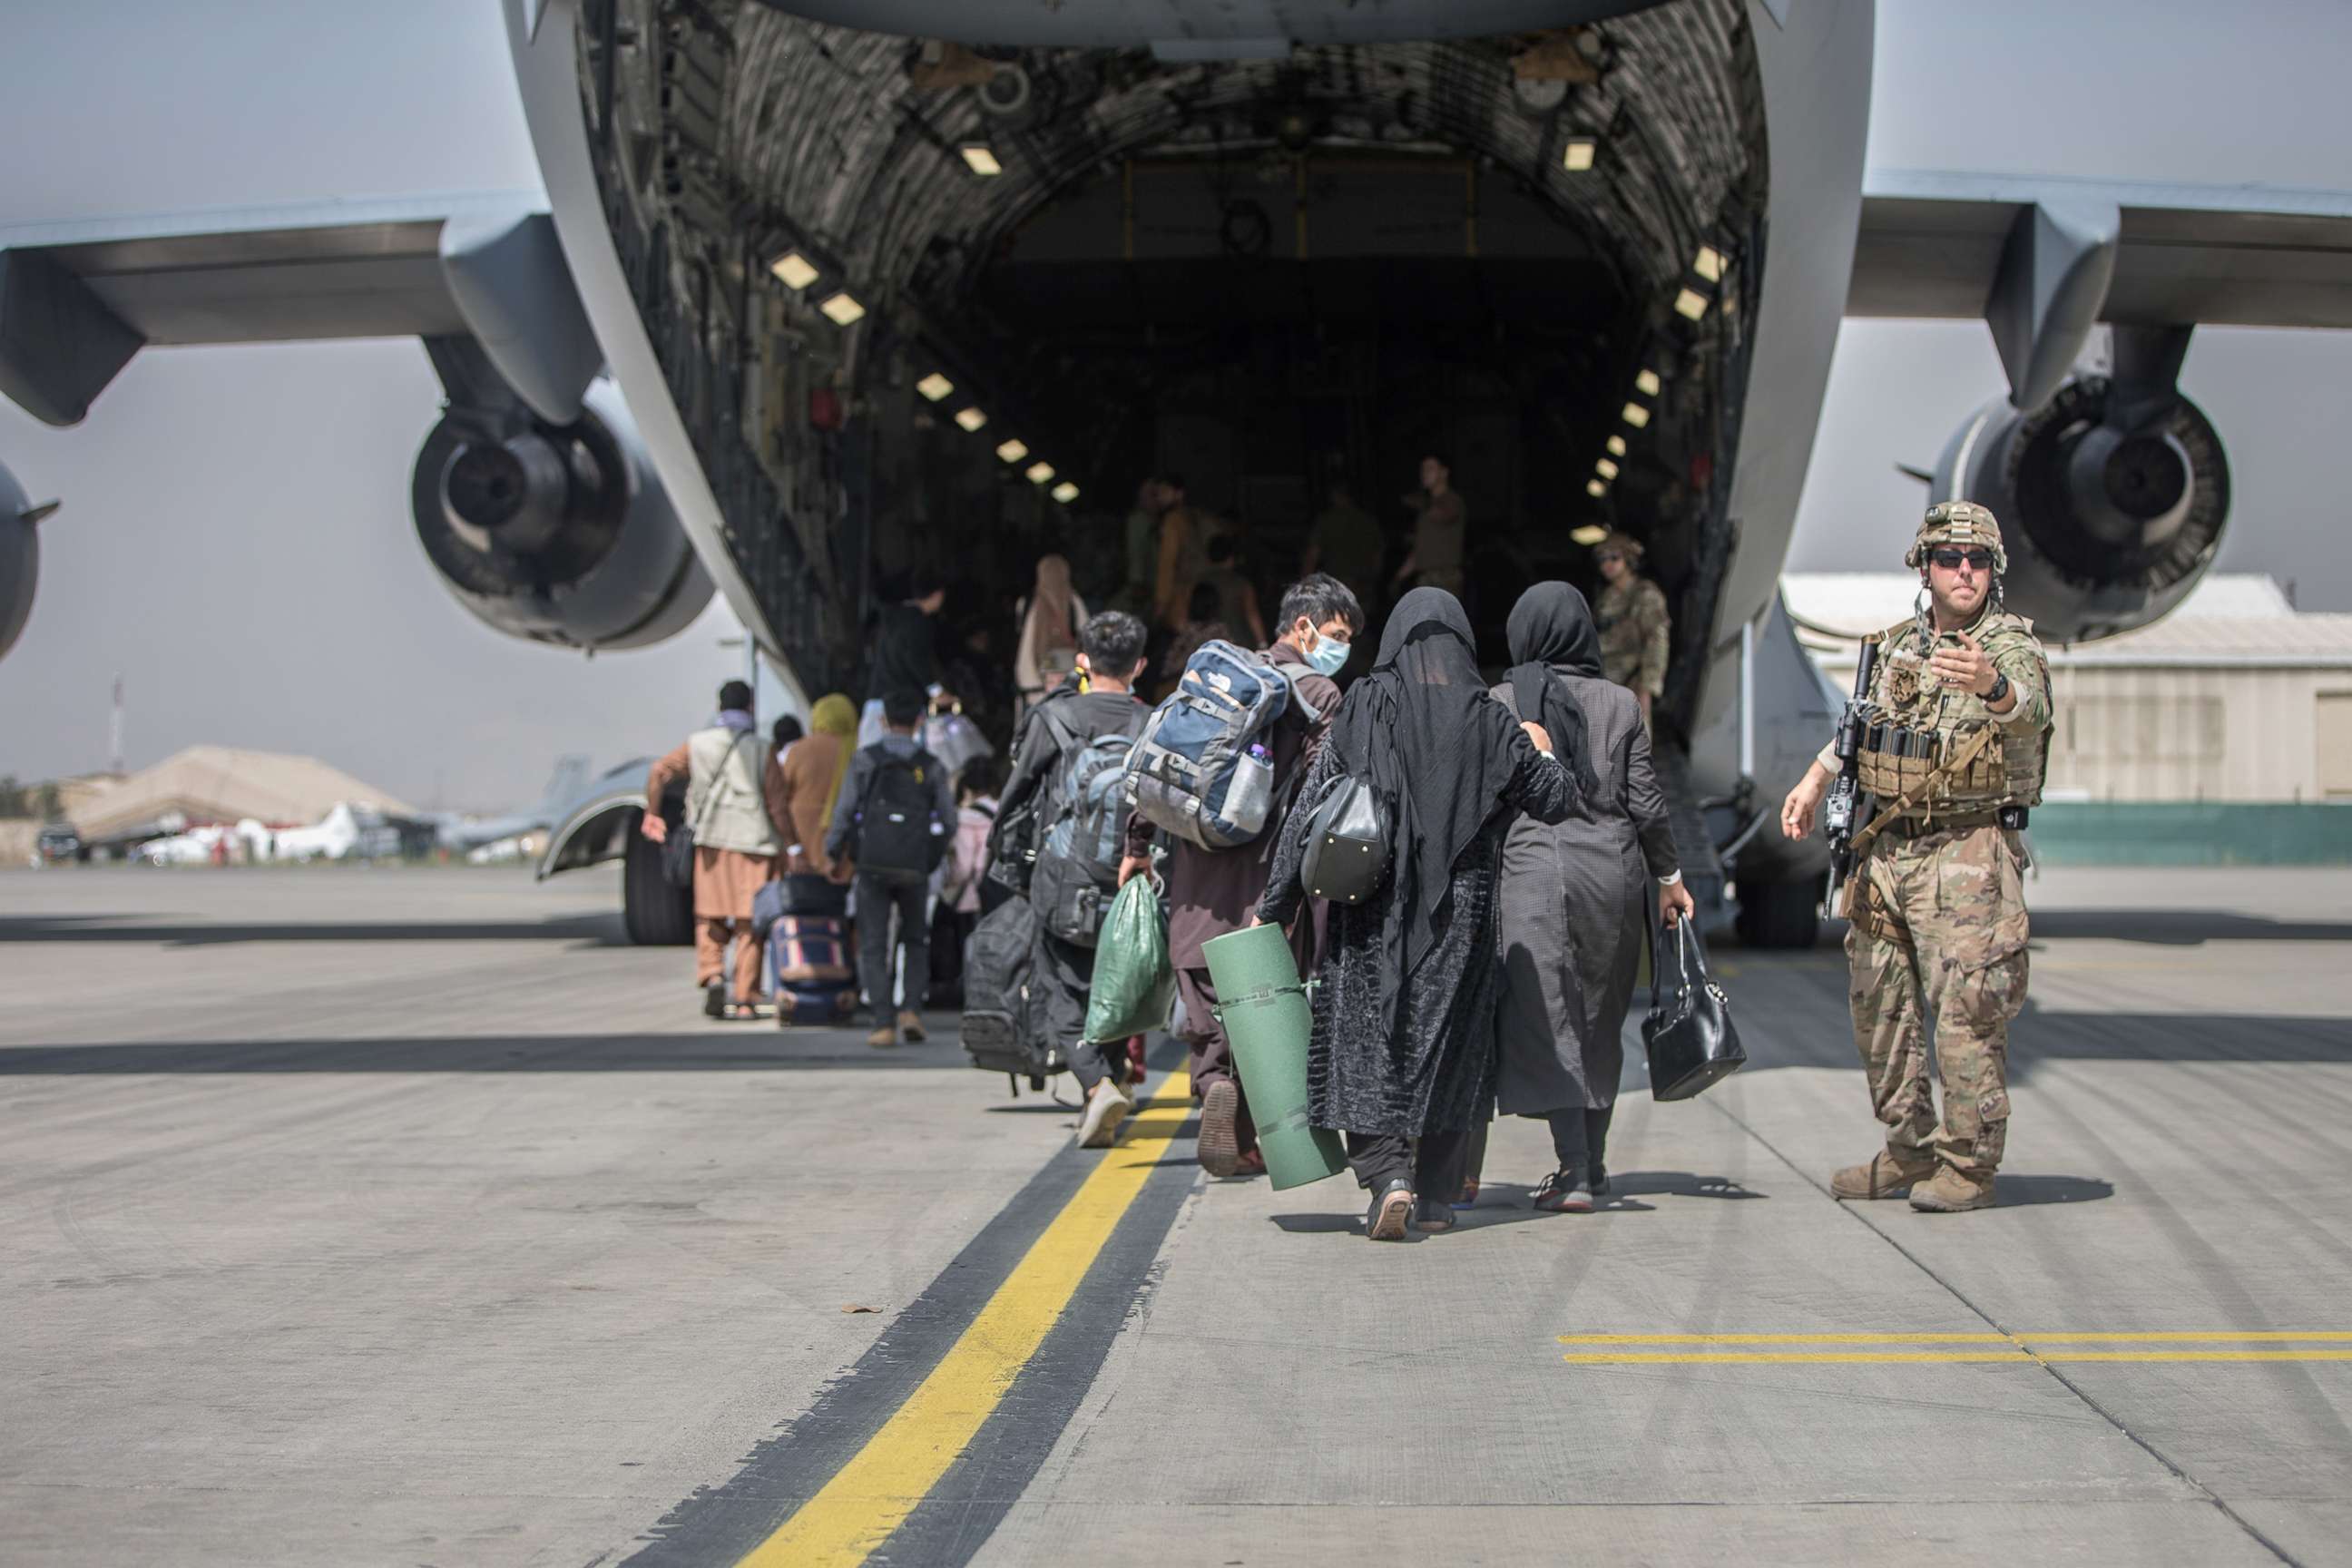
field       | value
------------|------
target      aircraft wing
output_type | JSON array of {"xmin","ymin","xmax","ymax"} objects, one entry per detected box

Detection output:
[
  {"xmin": 1848, "ymin": 171, "xmax": 2352, "ymax": 407},
  {"xmin": 0, "ymin": 189, "xmax": 583, "ymax": 426}
]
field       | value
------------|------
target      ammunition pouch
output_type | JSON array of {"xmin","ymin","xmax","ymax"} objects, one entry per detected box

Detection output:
[{"xmin": 1857, "ymin": 721, "xmax": 2012, "ymax": 815}]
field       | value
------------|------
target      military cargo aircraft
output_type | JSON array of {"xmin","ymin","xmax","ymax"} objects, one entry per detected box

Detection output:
[{"xmin": 4, "ymin": 0, "xmax": 2348, "ymax": 945}]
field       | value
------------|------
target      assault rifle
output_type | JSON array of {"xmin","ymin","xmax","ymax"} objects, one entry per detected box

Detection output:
[{"xmin": 1820, "ymin": 637, "xmax": 1880, "ymax": 914}]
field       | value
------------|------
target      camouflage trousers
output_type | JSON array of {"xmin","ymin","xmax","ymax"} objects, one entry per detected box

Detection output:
[{"xmin": 1842, "ymin": 823, "xmax": 2030, "ymax": 1175}]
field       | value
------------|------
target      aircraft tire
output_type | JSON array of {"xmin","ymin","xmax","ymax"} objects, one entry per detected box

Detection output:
[
  {"xmin": 1734, "ymin": 872, "xmax": 1825, "ymax": 951},
  {"xmin": 622, "ymin": 818, "xmax": 694, "ymax": 946}
]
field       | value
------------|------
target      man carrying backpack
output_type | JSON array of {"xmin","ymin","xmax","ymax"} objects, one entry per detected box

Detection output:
[
  {"xmin": 995, "ymin": 611, "xmax": 1152, "ymax": 1147},
  {"xmin": 828, "ymin": 688, "xmax": 956, "ymax": 1048},
  {"xmin": 1117, "ymin": 574, "xmax": 1362, "ymax": 1176}
]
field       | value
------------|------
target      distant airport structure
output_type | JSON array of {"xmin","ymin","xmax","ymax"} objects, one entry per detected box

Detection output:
[{"xmin": 62, "ymin": 746, "xmax": 419, "ymax": 860}]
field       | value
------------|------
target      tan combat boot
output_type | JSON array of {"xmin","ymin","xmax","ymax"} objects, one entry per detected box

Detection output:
[
  {"xmin": 1830, "ymin": 1150, "xmax": 1936, "ymax": 1201},
  {"xmin": 1909, "ymin": 1167, "xmax": 1996, "ymax": 1212}
]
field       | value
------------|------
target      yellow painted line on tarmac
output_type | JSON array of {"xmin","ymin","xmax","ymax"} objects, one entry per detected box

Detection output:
[
  {"xmin": 734, "ymin": 1072, "xmax": 1192, "ymax": 1568},
  {"xmin": 1560, "ymin": 1330, "xmax": 2352, "ymax": 1366}
]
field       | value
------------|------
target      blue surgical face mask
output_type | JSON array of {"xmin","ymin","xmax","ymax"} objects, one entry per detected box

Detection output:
[{"xmin": 1306, "ymin": 631, "xmax": 1350, "ymax": 678}]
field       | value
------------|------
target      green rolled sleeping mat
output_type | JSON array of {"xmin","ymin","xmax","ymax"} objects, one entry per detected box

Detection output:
[{"xmin": 1201, "ymin": 924, "xmax": 1347, "ymax": 1190}]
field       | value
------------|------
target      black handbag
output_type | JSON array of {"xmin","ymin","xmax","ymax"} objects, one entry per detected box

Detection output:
[
  {"xmin": 1298, "ymin": 774, "xmax": 1389, "ymax": 906},
  {"xmin": 1642, "ymin": 918, "xmax": 1747, "ymax": 1101},
  {"xmin": 661, "ymin": 819, "xmax": 696, "ymax": 888}
]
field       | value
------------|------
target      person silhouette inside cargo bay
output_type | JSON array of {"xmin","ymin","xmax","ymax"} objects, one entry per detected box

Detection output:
[{"xmin": 1117, "ymin": 573, "xmax": 1362, "ymax": 1179}]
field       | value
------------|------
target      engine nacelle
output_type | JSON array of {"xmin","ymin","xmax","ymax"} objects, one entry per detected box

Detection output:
[
  {"xmin": 0, "ymin": 460, "xmax": 48, "ymax": 664},
  {"xmin": 1935, "ymin": 375, "xmax": 2230, "ymax": 642},
  {"xmin": 411, "ymin": 379, "xmax": 712, "ymax": 650}
]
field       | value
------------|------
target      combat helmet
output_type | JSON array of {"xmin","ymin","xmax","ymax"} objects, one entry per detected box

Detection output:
[
  {"xmin": 1591, "ymin": 528, "xmax": 1646, "ymax": 562},
  {"xmin": 1906, "ymin": 500, "xmax": 2007, "ymax": 575}
]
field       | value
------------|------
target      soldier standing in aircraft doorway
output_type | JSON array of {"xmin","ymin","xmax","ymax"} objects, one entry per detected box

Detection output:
[
  {"xmin": 1779, "ymin": 503, "xmax": 2054, "ymax": 1212},
  {"xmin": 1592, "ymin": 530, "xmax": 1671, "ymax": 729}
]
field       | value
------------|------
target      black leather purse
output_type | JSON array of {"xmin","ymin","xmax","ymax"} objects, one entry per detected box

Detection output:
[
  {"xmin": 662, "ymin": 818, "xmax": 697, "ymax": 888},
  {"xmin": 1298, "ymin": 774, "xmax": 1389, "ymax": 905},
  {"xmin": 1642, "ymin": 918, "xmax": 1747, "ymax": 1101}
]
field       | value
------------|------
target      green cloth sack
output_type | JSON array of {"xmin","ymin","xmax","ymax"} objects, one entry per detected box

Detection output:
[{"xmin": 1083, "ymin": 876, "xmax": 1176, "ymax": 1044}]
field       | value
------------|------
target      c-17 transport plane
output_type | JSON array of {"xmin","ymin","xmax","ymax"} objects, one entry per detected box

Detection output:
[{"xmin": 3, "ymin": 0, "xmax": 2348, "ymax": 946}]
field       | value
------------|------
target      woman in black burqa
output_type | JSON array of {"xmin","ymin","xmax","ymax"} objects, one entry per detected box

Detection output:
[
  {"xmin": 1256, "ymin": 587, "xmax": 1574, "ymax": 1240},
  {"xmin": 1492, "ymin": 583, "xmax": 1691, "ymax": 1211}
]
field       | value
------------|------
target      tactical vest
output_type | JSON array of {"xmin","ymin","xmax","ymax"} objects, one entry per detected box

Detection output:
[{"xmin": 1852, "ymin": 612, "xmax": 2049, "ymax": 818}]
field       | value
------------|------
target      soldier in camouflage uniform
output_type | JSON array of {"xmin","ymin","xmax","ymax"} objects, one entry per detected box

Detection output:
[
  {"xmin": 1779, "ymin": 502, "xmax": 2053, "ymax": 1212},
  {"xmin": 1593, "ymin": 532, "xmax": 1671, "ymax": 724}
]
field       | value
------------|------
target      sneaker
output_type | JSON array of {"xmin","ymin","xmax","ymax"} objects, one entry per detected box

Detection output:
[
  {"xmin": 1198, "ymin": 1081, "xmax": 1243, "ymax": 1177},
  {"xmin": 1078, "ymin": 1080, "xmax": 1132, "ymax": 1149},
  {"xmin": 1533, "ymin": 1169, "xmax": 1594, "ymax": 1213},
  {"xmin": 1909, "ymin": 1167, "xmax": 1997, "ymax": 1212},
  {"xmin": 897, "ymin": 1011, "xmax": 927, "ymax": 1044},
  {"xmin": 1830, "ymin": 1150, "xmax": 1936, "ymax": 1201},
  {"xmin": 1589, "ymin": 1161, "xmax": 1611, "ymax": 1199},
  {"xmin": 1366, "ymin": 1180, "xmax": 1415, "ymax": 1241},
  {"xmin": 703, "ymin": 980, "xmax": 727, "ymax": 1020},
  {"xmin": 866, "ymin": 1025, "xmax": 898, "ymax": 1050}
]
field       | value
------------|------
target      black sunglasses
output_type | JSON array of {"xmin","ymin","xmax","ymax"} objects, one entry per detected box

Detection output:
[{"xmin": 1931, "ymin": 548, "xmax": 1994, "ymax": 571}]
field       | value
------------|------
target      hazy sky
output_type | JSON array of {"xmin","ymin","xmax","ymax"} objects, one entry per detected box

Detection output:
[{"xmin": 2, "ymin": 0, "xmax": 2347, "ymax": 808}]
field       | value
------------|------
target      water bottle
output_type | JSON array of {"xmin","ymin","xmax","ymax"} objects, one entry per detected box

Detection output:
[{"xmin": 1220, "ymin": 742, "xmax": 1274, "ymax": 837}]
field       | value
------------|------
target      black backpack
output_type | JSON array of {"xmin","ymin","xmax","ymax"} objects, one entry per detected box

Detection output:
[{"xmin": 853, "ymin": 745, "xmax": 947, "ymax": 875}]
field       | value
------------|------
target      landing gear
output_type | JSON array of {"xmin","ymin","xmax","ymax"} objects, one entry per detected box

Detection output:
[
  {"xmin": 622, "ymin": 811, "xmax": 693, "ymax": 946},
  {"xmin": 1734, "ymin": 872, "xmax": 1826, "ymax": 950}
]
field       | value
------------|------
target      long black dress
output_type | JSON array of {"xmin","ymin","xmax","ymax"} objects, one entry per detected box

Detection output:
[{"xmin": 1259, "ymin": 728, "xmax": 1573, "ymax": 1139}]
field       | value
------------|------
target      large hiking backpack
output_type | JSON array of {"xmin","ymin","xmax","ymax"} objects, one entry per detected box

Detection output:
[
  {"xmin": 1029, "ymin": 704, "xmax": 1142, "ymax": 946},
  {"xmin": 852, "ymin": 745, "xmax": 947, "ymax": 875},
  {"xmin": 1124, "ymin": 640, "xmax": 1318, "ymax": 850},
  {"xmin": 960, "ymin": 894, "xmax": 1059, "ymax": 1083}
]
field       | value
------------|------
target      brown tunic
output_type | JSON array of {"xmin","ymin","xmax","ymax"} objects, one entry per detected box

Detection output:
[
  {"xmin": 776, "ymin": 731, "xmax": 849, "ymax": 877},
  {"xmin": 646, "ymin": 740, "xmax": 792, "ymax": 919}
]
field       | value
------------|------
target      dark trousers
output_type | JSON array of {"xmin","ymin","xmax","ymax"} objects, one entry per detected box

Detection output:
[
  {"xmin": 1177, "ymin": 965, "xmax": 1257, "ymax": 1152},
  {"xmin": 855, "ymin": 868, "xmax": 930, "ymax": 1028},
  {"xmin": 1345, "ymin": 1128, "xmax": 1473, "ymax": 1198},
  {"xmin": 1547, "ymin": 1105, "xmax": 1616, "ymax": 1172},
  {"xmin": 1036, "ymin": 930, "xmax": 1122, "ymax": 1092}
]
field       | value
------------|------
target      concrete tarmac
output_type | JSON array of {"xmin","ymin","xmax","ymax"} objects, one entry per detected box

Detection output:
[{"xmin": 3, "ymin": 864, "xmax": 2348, "ymax": 1566}]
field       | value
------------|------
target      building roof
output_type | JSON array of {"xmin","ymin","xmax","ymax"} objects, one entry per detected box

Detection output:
[
  {"xmin": 69, "ymin": 747, "xmax": 418, "ymax": 839},
  {"xmin": 1785, "ymin": 573, "xmax": 2352, "ymax": 670}
]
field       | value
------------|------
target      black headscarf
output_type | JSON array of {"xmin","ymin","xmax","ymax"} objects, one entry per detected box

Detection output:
[
  {"xmin": 1504, "ymin": 582, "xmax": 1602, "ymax": 797},
  {"xmin": 1328, "ymin": 587, "xmax": 1537, "ymax": 1034}
]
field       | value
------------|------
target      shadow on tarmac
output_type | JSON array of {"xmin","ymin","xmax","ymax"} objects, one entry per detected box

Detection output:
[
  {"xmin": 0, "ymin": 1034, "xmax": 995, "ymax": 1073},
  {"xmin": 0, "ymin": 914, "xmax": 631, "ymax": 947}
]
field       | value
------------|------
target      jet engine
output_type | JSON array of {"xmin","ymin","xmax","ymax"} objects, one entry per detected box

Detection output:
[
  {"xmin": 0, "ymin": 460, "xmax": 56, "ymax": 664},
  {"xmin": 410, "ymin": 378, "xmax": 712, "ymax": 650},
  {"xmin": 1935, "ymin": 348, "xmax": 2229, "ymax": 643}
]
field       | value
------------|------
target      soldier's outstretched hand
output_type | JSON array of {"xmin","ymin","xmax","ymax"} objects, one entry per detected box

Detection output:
[{"xmin": 1929, "ymin": 629, "xmax": 1995, "ymax": 694}]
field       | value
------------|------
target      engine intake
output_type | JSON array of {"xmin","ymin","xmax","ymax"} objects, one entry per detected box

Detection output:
[
  {"xmin": 1935, "ymin": 373, "xmax": 2229, "ymax": 642},
  {"xmin": 411, "ymin": 379, "xmax": 711, "ymax": 650}
]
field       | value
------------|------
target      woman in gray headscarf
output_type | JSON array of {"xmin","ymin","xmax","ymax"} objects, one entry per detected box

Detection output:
[
  {"xmin": 1257, "ymin": 588, "xmax": 1573, "ymax": 1240},
  {"xmin": 1492, "ymin": 583, "xmax": 1694, "ymax": 1211}
]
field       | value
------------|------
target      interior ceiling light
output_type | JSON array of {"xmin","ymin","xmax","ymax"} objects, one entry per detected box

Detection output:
[
  {"xmin": 1673, "ymin": 287, "xmax": 1710, "ymax": 321},
  {"xmin": 1695, "ymin": 245, "xmax": 1726, "ymax": 283},
  {"xmin": 1622, "ymin": 401, "xmax": 1651, "ymax": 429},
  {"xmin": 1025, "ymin": 461, "xmax": 1055, "ymax": 485},
  {"xmin": 1596, "ymin": 457, "xmax": 1620, "ymax": 480},
  {"xmin": 1571, "ymin": 523, "xmax": 1610, "ymax": 544},
  {"xmin": 818, "ymin": 290, "xmax": 867, "ymax": 327},
  {"xmin": 954, "ymin": 407, "xmax": 988, "ymax": 432},
  {"xmin": 769, "ymin": 250, "xmax": 819, "ymax": 292},
  {"xmin": 958, "ymin": 142, "xmax": 1003, "ymax": 177},
  {"xmin": 1586, "ymin": 478, "xmax": 1608, "ymax": 498},
  {"xmin": 916, "ymin": 372, "xmax": 955, "ymax": 402},
  {"xmin": 995, "ymin": 437, "xmax": 1028, "ymax": 463},
  {"xmin": 1561, "ymin": 135, "xmax": 1597, "ymax": 172},
  {"xmin": 1051, "ymin": 481, "xmax": 1079, "ymax": 505},
  {"xmin": 1634, "ymin": 368, "xmax": 1661, "ymax": 397},
  {"xmin": 1606, "ymin": 434, "xmax": 1627, "ymax": 457}
]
